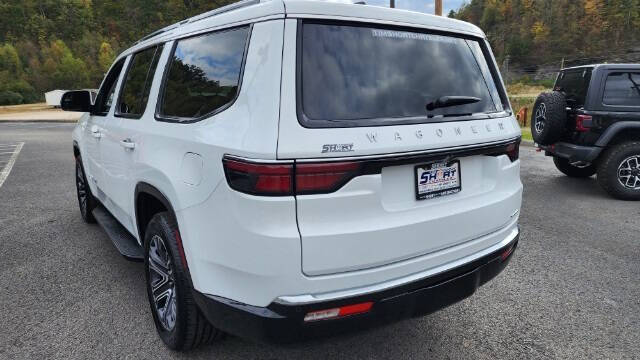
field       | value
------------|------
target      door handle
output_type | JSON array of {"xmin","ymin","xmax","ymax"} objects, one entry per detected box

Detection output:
[
  {"xmin": 120, "ymin": 138, "xmax": 136, "ymax": 150},
  {"xmin": 90, "ymin": 125, "xmax": 102, "ymax": 139}
]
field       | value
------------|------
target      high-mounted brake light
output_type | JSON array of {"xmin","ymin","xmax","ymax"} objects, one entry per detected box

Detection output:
[
  {"xmin": 304, "ymin": 302, "xmax": 373, "ymax": 322},
  {"xmin": 575, "ymin": 114, "xmax": 593, "ymax": 132}
]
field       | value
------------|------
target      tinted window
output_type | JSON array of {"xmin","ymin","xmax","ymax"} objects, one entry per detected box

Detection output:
[
  {"xmin": 94, "ymin": 59, "xmax": 125, "ymax": 116},
  {"xmin": 159, "ymin": 26, "xmax": 249, "ymax": 120},
  {"xmin": 554, "ymin": 68, "xmax": 592, "ymax": 108},
  {"xmin": 117, "ymin": 45, "xmax": 163, "ymax": 117},
  {"xmin": 300, "ymin": 23, "xmax": 503, "ymax": 125},
  {"xmin": 603, "ymin": 72, "xmax": 640, "ymax": 107}
]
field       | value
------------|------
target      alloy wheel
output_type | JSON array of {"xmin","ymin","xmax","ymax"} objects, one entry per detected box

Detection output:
[
  {"xmin": 534, "ymin": 103, "xmax": 546, "ymax": 134},
  {"xmin": 148, "ymin": 234, "xmax": 178, "ymax": 331},
  {"xmin": 76, "ymin": 163, "xmax": 88, "ymax": 216},
  {"xmin": 617, "ymin": 155, "xmax": 640, "ymax": 190}
]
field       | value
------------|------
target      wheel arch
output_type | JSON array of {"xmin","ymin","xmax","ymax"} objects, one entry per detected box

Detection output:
[
  {"xmin": 596, "ymin": 122, "xmax": 640, "ymax": 147},
  {"xmin": 134, "ymin": 182, "xmax": 178, "ymax": 243},
  {"xmin": 73, "ymin": 140, "xmax": 80, "ymax": 158}
]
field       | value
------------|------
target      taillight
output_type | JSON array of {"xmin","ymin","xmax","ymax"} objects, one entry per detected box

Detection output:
[
  {"xmin": 296, "ymin": 162, "xmax": 360, "ymax": 195},
  {"xmin": 505, "ymin": 139, "xmax": 520, "ymax": 162},
  {"xmin": 222, "ymin": 158, "xmax": 293, "ymax": 196},
  {"xmin": 575, "ymin": 114, "xmax": 593, "ymax": 132},
  {"xmin": 223, "ymin": 157, "xmax": 360, "ymax": 196}
]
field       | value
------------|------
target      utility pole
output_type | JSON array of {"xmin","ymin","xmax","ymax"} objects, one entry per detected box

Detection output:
[
  {"xmin": 390, "ymin": 0, "xmax": 395, "ymax": 8},
  {"xmin": 435, "ymin": 0, "xmax": 443, "ymax": 16}
]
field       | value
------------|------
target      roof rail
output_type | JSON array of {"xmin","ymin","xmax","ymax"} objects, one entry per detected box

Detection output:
[{"xmin": 134, "ymin": 0, "xmax": 260, "ymax": 46}]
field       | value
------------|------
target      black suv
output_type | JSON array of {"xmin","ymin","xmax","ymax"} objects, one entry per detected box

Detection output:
[{"xmin": 531, "ymin": 64, "xmax": 640, "ymax": 200}]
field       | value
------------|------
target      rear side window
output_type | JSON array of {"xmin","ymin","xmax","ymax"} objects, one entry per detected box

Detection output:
[
  {"xmin": 94, "ymin": 59, "xmax": 126, "ymax": 116},
  {"xmin": 554, "ymin": 68, "xmax": 592, "ymax": 108},
  {"xmin": 158, "ymin": 26, "xmax": 250, "ymax": 121},
  {"xmin": 117, "ymin": 45, "xmax": 163, "ymax": 118},
  {"xmin": 299, "ymin": 22, "xmax": 505, "ymax": 127},
  {"xmin": 603, "ymin": 72, "xmax": 640, "ymax": 107}
]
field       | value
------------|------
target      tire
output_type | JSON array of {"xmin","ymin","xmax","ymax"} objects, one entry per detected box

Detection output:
[
  {"xmin": 596, "ymin": 142, "xmax": 640, "ymax": 201},
  {"xmin": 553, "ymin": 157, "xmax": 597, "ymax": 178},
  {"xmin": 530, "ymin": 91, "xmax": 568, "ymax": 145},
  {"xmin": 75, "ymin": 155, "xmax": 97, "ymax": 223},
  {"xmin": 144, "ymin": 212, "xmax": 222, "ymax": 351}
]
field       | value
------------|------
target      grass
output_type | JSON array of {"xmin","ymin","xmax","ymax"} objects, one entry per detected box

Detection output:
[
  {"xmin": 520, "ymin": 127, "xmax": 533, "ymax": 142},
  {"xmin": 507, "ymin": 81, "xmax": 552, "ymax": 128}
]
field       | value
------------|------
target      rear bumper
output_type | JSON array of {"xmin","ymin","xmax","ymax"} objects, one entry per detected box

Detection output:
[
  {"xmin": 193, "ymin": 231, "xmax": 519, "ymax": 344},
  {"xmin": 540, "ymin": 142, "xmax": 602, "ymax": 163}
]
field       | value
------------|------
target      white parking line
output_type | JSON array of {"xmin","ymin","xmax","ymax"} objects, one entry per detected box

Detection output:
[{"xmin": 0, "ymin": 142, "xmax": 24, "ymax": 189}]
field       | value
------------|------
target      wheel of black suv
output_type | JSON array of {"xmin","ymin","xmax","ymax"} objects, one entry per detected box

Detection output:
[
  {"xmin": 530, "ymin": 91, "xmax": 567, "ymax": 145},
  {"xmin": 597, "ymin": 142, "xmax": 640, "ymax": 201},
  {"xmin": 75, "ymin": 155, "xmax": 97, "ymax": 223},
  {"xmin": 144, "ymin": 212, "xmax": 222, "ymax": 351},
  {"xmin": 553, "ymin": 157, "xmax": 597, "ymax": 178}
]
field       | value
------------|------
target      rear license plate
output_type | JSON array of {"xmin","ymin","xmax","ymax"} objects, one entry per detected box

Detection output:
[{"xmin": 415, "ymin": 160, "xmax": 461, "ymax": 200}]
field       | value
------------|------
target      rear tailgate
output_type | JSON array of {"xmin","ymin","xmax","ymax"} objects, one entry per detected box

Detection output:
[{"xmin": 278, "ymin": 19, "xmax": 522, "ymax": 276}]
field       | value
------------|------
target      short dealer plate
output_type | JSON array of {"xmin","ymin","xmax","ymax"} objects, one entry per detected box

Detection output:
[{"xmin": 415, "ymin": 160, "xmax": 461, "ymax": 200}]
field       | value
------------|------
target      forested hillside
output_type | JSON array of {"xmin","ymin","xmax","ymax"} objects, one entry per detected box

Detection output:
[
  {"xmin": 451, "ymin": 0, "xmax": 640, "ymax": 76},
  {"xmin": 1, "ymin": 0, "xmax": 639, "ymax": 105},
  {"xmin": 0, "ymin": 0, "xmax": 235, "ymax": 105}
]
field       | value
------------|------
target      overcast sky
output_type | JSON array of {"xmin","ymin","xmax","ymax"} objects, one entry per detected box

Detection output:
[{"xmin": 365, "ymin": 0, "xmax": 466, "ymax": 15}]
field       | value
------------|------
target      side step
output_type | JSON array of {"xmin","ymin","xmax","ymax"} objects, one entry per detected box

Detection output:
[{"xmin": 93, "ymin": 205, "xmax": 144, "ymax": 262}]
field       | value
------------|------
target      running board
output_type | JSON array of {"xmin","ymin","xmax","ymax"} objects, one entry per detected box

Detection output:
[{"xmin": 93, "ymin": 205, "xmax": 143, "ymax": 262}]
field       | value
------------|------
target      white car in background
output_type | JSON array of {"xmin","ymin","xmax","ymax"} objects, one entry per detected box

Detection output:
[{"xmin": 65, "ymin": 0, "xmax": 522, "ymax": 351}]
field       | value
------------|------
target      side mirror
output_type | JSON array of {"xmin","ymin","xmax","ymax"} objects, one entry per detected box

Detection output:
[{"xmin": 60, "ymin": 90, "xmax": 93, "ymax": 112}]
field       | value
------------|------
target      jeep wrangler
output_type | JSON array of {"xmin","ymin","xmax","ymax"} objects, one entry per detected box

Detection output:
[{"xmin": 532, "ymin": 64, "xmax": 640, "ymax": 200}]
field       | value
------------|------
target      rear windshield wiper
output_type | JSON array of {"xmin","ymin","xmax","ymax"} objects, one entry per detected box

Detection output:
[{"xmin": 426, "ymin": 96, "xmax": 481, "ymax": 111}]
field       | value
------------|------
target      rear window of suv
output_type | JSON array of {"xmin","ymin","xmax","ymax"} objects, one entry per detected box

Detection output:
[
  {"xmin": 157, "ymin": 26, "xmax": 250, "ymax": 122},
  {"xmin": 554, "ymin": 68, "xmax": 592, "ymax": 108},
  {"xmin": 298, "ymin": 22, "xmax": 506, "ymax": 127},
  {"xmin": 603, "ymin": 72, "xmax": 640, "ymax": 107}
]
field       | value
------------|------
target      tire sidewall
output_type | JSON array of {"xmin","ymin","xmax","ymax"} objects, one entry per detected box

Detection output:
[
  {"xmin": 530, "ymin": 92, "xmax": 567, "ymax": 145},
  {"xmin": 553, "ymin": 156, "xmax": 597, "ymax": 178},
  {"xmin": 75, "ymin": 155, "xmax": 96, "ymax": 223},
  {"xmin": 143, "ymin": 213, "xmax": 191, "ymax": 350},
  {"xmin": 598, "ymin": 143, "xmax": 640, "ymax": 200}
]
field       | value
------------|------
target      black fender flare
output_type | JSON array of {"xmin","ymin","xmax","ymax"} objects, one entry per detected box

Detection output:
[
  {"xmin": 595, "ymin": 122, "xmax": 640, "ymax": 147},
  {"xmin": 134, "ymin": 182, "xmax": 178, "ymax": 241}
]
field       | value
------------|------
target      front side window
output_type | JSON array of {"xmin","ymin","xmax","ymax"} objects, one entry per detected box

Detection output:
[
  {"xmin": 94, "ymin": 59, "xmax": 125, "ymax": 116},
  {"xmin": 158, "ymin": 26, "xmax": 250, "ymax": 121},
  {"xmin": 117, "ymin": 45, "xmax": 163, "ymax": 118},
  {"xmin": 603, "ymin": 72, "xmax": 640, "ymax": 107},
  {"xmin": 299, "ymin": 22, "xmax": 505, "ymax": 127}
]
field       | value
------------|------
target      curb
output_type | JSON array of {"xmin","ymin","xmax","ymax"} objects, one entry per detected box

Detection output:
[
  {"xmin": 0, "ymin": 119, "xmax": 78, "ymax": 124},
  {"xmin": 521, "ymin": 140, "xmax": 536, "ymax": 147}
]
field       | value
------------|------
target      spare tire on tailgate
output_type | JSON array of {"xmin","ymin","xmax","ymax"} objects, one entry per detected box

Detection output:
[{"xmin": 530, "ymin": 91, "xmax": 567, "ymax": 145}]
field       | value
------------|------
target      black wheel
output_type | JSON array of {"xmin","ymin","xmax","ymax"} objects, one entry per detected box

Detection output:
[
  {"xmin": 530, "ymin": 91, "xmax": 567, "ymax": 145},
  {"xmin": 144, "ymin": 212, "xmax": 222, "ymax": 351},
  {"xmin": 75, "ymin": 155, "xmax": 97, "ymax": 223},
  {"xmin": 553, "ymin": 157, "xmax": 597, "ymax": 178},
  {"xmin": 597, "ymin": 142, "xmax": 640, "ymax": 201}
]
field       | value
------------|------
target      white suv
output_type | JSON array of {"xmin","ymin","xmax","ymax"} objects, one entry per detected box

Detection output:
[{"xmin": 65, "ymin": 0, "xmax": 522, "ymax": 351}]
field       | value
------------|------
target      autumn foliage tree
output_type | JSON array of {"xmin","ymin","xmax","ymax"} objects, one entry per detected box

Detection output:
[
  {"xmin": 0, "ymin": 0, "xmax": 236, "ymax": 105},
  {"xmin": 451, "ymin": 0, "xmax": 640, "ymax": 71}
]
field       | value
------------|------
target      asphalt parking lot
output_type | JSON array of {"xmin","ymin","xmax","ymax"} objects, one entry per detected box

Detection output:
[{"xmin": 0, "ymin": 123, "xmax": 638, "ymax": 359}]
